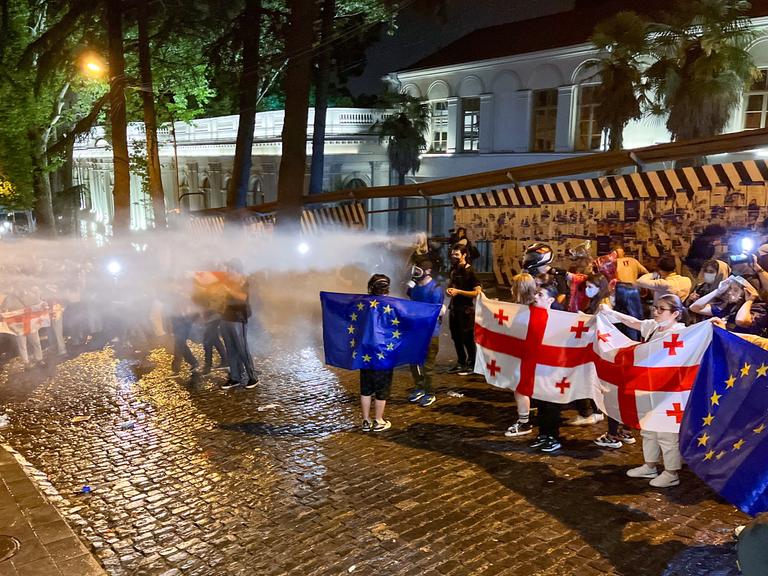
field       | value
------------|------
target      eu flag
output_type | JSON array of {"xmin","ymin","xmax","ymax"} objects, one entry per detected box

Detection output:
[
  {"xmin": 680, "ymin": 327, "xmax": 768, "ymax": 516},
  {"xmin": 320, "ymin": 292, "xmax": 441, "ymax": 370}
]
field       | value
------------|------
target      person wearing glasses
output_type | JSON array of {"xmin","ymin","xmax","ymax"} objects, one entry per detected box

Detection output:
[{"xmin": 598, "ymin": 294, "xmax": 687, "ymax": 488}]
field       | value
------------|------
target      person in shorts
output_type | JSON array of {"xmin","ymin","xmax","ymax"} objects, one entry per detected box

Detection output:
[{"xmin": 360, "ymin": 274, "xmax": 394, "ymax": 432}]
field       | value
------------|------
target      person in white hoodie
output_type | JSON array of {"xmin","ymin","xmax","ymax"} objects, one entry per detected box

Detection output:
[{"xmin": 599, "ymin": 293, "xmax": 687, "ymax": 488}]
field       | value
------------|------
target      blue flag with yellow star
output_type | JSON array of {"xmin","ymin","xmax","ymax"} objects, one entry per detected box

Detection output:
[
  {"xmin": 680, "ymin": 327, "xmax": 768, "ymax": 516},
  {"xmin": 320, "ymin": 292, "xmax": 441, "ymax": 370}
]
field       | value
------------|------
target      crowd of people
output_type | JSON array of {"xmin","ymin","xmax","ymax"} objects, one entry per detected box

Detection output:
[
  {"xmin": 359, "ymin": 228, "xmax": 768, "ymax": 491},
  {"xmin": 0, "ymin": 257, "xmax": 260, "ymax": 390}
]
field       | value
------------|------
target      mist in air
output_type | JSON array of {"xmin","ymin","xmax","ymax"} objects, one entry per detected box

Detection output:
[{"xmin": 0, "ymin": 228, "xmax": 417, "ymax": 352}]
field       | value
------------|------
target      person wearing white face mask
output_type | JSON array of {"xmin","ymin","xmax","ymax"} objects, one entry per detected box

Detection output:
[
  {"xmin": 599, "ymin": 294, "xmax": 687, "ymax": 488},
  {"xmin": 686, "ymin": 259, "xmax": 730, "ymax": 316}
]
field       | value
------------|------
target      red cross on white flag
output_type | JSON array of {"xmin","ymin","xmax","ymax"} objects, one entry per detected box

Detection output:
[{"xmin": 474, "ymin": 295, "xmax": 712, "ymax": 433}]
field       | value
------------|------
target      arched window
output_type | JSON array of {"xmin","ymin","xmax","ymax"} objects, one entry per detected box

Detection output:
[
  {"xmin": 344, "ymin": 178, "xmax": 367, "ymax": 190},
  {"xmin": 246, "ymin": 178, "xmax": 264, "ymax": 206}
]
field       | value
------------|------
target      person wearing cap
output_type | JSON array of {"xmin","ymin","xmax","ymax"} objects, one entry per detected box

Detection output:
[
  {"xmin": 406, "ymin": 259, "xmax": 444, "ymax": 407},
  {"xmin": 446, "ymin": 244, "xmax": 482, "ymax": 375},
  {"xmin": 360, "ymin": 274, "xmax": 394, "ymax": 432}
]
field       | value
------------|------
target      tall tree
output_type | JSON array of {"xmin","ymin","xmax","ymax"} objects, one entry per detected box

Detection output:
[
  {"xmin": 276, "ymin": 0, "xmax": 317, "ymax": 227},
  {"xmin": 646, "ymin": 0, "xmax": 757, "ymax": 142},
  {"xmin": 106, "ymin": 0, "xmax": 131, "ymax": 233},
  {"xmin": 308, "ymin": 0, "xmax": 335, "ymax": 195},
  {"xmin": 225, "ymin": 0, "xmax": 262, "ymax": 208},
  {"xmin": 372, "ymin": 93, "xmax": 428, "ymax": 230},
  {"xmin": 589, "ymin": 11, "xmax": 649, "ymax": 151},
  {"xmin": 136, "ymin": 0, "xmax": 166, "ymax": 227}
]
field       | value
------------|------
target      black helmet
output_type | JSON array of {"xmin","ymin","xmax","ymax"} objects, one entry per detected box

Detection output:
[
  {"xmin": 367, "ymin": 274, "xmax": 391, "ymax": 296},
  {"xmin": 522, "ymin": 243, "xmax": 554, "ymax": 273}
]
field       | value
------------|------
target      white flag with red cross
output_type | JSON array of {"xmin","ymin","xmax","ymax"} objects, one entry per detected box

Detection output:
[
  {"xmin": 474, "ymin": 295, "xmax": 712, "ymax": 432},
  {"xmin": 0, "ymin": 304, "xmax": 51, "ymax": 336}
]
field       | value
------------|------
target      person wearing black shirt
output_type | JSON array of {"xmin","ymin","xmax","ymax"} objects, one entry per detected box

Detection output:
[
  {"xmin": 446, "ymin": 244, "xmax": 482, "ymax": 375},
  {"xmin": 219, "ymin": 259, "xmax": 258, "ymax": 390}
]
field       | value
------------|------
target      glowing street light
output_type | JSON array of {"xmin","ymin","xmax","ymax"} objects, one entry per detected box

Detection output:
[{"xmin": 80, "ymin": 52, "xmax": 107, "ymax": 78}]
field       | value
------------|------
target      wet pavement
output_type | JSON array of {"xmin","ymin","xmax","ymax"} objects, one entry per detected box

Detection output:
[{"xmin": 0, "ymin": 332, "xmax": 750, "ymax": 576}]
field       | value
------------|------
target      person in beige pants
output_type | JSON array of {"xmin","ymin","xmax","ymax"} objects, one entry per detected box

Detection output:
[{"xmin": 600, "ymin": 293, "xmax": 687, "ymax": 488}]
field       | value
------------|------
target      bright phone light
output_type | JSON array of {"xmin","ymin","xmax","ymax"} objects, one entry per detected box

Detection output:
[
  {"xmin": 297, "ymin": 242, "xmax": 310, "ymax": 255},
  {"xmin": 741, "ymin": 237, "xmax": 755, "ymax": 252}
]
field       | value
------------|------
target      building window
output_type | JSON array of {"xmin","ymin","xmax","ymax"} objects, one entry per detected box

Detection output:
[
  {"xmin": 744, "ymin": 69, "xmax": 768, "ymax": 129},
  {"xmin": 430, "ymin": 101, "xmax": 448, "ymax": 153},
  {"xmin": 575, "ymin": 85, "xmax": 603, "ymax": 151},
  {"xmin": 461, "ymin": 98, "xmax": 480, "ymax": 152},
  {"xmin": 531, "ymin": 89, "xmax": 558, "ymax": 152}
]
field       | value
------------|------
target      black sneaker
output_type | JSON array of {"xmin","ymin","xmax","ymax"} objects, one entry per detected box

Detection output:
[
  {"xmin": 361, "ymin": 420, "xmax": 372, "ymax": 432},
  {"xmin": 446, "ymin": 365, "xmax": 462, "ymax": 374},
  {"xmin": 529, "ymin": 434, "xmax": 549, "ymax": 449},
  {"xmin": 220, "ymin": 380, "xmax": 241, "ymax": 390},
  {"xmin": 539, "ymin": 437, "xmax": 562, "ymax": 453},
  {"xmin": 458, "ymin": 365, "xmax": 474, "ymax": 376},
  {"xmin": 244, "ymin": 378, "xmax": 258, "ymax": 389}
]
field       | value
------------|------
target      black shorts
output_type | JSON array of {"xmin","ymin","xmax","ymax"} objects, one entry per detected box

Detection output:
[{"xmin": 360, "ymin": 369, "xmax": 393, "ymax": 400}]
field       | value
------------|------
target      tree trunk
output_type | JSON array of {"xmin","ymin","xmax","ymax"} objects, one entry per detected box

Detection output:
[
  {"xmin": 30, "ymin": 129, "xmax": 55, "ymax": 235},
  {"xmin": 137, "ymin": 0, "xmax": 166, "ymax": 229},
  {"xmin": 227, "ymin": 0, "xmax": 261, "ymax": 208},
  {"xmin": 396, "ymin": 171, "xmax": 406, "ymax": 231},
  {"xmin": 308, "ymin": 0, "xmax": 335, "ymax": 195},
  {"xmin": 277, "ymin": 0, "xmax": 317, "ymax": 229},
  {"xmin": 107, "ymin": 0, "xmax": 131, "ymax": 234}
]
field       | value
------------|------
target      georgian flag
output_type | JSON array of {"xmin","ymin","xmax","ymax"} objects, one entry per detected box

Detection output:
[
  {"xmin": 0, "ymin": 303, "xmax": 51, "ymax": 336},
  {"xmin": 474, "ymin": 295, "xmax": 712, "ymax": 432}
]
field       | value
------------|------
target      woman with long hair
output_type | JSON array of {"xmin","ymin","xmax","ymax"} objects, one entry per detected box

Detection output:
[{"xmin": 505, "ymin": 272, "xmax": 538, "ymax": 437}]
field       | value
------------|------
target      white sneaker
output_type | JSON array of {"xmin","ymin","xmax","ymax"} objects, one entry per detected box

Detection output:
[
  {"xmin": 649, "ymin": 470, "xmax": 680, "ymax": 488},
  {"xmin": 567, "ymin": 414, "xmax": 599, "ymax": 426},
  {"xmin": 627, "ymin": 464, "xmax": 659, "ymax": 478}
]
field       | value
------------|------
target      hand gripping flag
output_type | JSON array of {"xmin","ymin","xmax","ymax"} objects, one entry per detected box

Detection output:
[
  {"xmin": 320, "ymin": 292, "xmax": 441, "ymax": 370},
  {"xmin": 0, "ymin": 303, "xmax": 51, "ymax": 336},
  {"xmin": 474, "ymin": 294, "xmax": 712, "ymax": 432},
  {"xmin": 680, "ymin": 327, "xmax": 768, "ymax": 516}
]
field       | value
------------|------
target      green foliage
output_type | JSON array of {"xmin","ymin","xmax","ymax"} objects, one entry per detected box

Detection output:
[
  {"xmin": 371, "ymin": 93, "xmax": 429, "ymax": 182},
  {"xmin": 646, "ymin": 0, "xmax": 758, "ymax": 140},
  {"xmin": 589, "ymin": 11, "xmax": 650, "ymax": 150}
]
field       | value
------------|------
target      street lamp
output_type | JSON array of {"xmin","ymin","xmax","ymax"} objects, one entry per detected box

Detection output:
[{"xmin": 80, "ymin": 52, "xmax": 108, "ymax": 79}]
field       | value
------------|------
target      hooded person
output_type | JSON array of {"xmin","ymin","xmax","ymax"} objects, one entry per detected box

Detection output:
[{"xmin": 686, "ymin": 259, "xmax": 731, "ymax": 312}]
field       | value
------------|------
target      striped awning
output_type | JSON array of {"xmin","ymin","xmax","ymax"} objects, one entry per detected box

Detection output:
[
  {"xmin": 185, "ymin": 202, "xmax": 367, "ymax": 235},
  {"xmin": 453, "ymin": 159, "xmax": 768, "ymax": 209},
  {"xmin": 300, "ymin": 203, "xmax": 367, "ymax": 234}
]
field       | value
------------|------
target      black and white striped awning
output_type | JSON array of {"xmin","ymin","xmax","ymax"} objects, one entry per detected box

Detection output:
[
  {"xmin": 453, "ymin": 159, "xmax": 768, "ymax": 209},
  {"xmin": 186, "ymin": 202, "xmax": 367, "ymax": 235}
]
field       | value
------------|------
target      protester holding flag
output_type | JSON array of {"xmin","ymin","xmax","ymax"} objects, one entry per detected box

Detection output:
[
  {"xmin": 446, "ymin": 244, "xmax": 482, "ymax": 375},
  {"xmin": 528, "ymin": 283, "xmax": 566, "ymax": 453},
  {"xmin": 406, "ymin": 260, "xmax": 444, "ymax": 408},
  {"xmin": 504, "ymin": 272, "xmax": 537, "ymax": 437},
  {"xmin": 600, "ymin": 294, "xmax": 687, "ymax": 487},
  {"xmin": 320, "ymin": 275, "xmax": 441, "ymax": 433},
  {"xmin": 0, "ymin": 284, "xmax": 48, "ymax": 369}
]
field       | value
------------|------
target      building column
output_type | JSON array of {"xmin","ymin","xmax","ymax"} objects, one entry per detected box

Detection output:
[
  {"xmin": 512, "ymin": 90, "xmax": 532, "ymax": 153},
  {"xmin": 446, "ymin": 97, "xmax": 459, "ymax": 154},
  {"xmin": 478, "ymin": 93, "xmax": 494, "ymax": 153},
  {"xmin": 555, "ymin": 85, "xmax": 577, "ymax": 152}
]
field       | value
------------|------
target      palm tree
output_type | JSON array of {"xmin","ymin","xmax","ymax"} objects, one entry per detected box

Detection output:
[
  {"xmin": 372, "ymin": 93, "xmax": 429, "ymax": 230},
  {"xmin": 646, "ymin": 0, "xmax": 757, "ymax": 142},
  {"xmin": 589, "ymin": 11, "xmax": 649, "ymax": 151}
]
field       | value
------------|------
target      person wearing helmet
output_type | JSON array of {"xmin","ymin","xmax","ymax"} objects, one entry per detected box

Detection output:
[
  {"xmin": 521, "ymin": 243, "xmax": 569, "ymax": 308},
  {"xmin": 446, "ymin": 244, "xmax": 482, "ymax": 375},
  {"xmin": 360, "ymin": 274, "xmax": 394, "ymax": 432}
]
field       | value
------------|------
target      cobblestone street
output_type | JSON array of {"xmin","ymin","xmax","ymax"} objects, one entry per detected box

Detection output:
[{"xmin": 0, "ymin": 330, "xmax": 750, "ymax": 576}]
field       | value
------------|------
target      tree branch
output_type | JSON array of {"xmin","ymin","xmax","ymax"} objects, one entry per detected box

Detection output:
[{"xmin": 46, "ymin": 92, "xmax": 109, "ymax": 157}]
